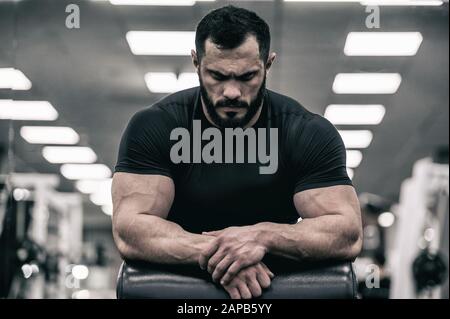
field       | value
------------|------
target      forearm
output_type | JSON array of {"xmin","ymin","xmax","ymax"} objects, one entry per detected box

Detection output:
[
  {"xmin": 114, "ymin": 213, "xmax": 212, "ymax": 265},
  {"xmin": 256, "ymin": 215, "xmax": 362, "ymax": 262}
]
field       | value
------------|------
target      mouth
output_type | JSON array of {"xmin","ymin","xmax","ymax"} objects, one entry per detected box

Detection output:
[
  {"xmin": 219, "ymin": 106, "xmax": 245, "ymax": 112},
  {"xmin": 225, "ymin": 111, "xmax": 238, "ymax": 118}
]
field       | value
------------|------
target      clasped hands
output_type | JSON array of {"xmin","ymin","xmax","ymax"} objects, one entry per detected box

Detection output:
[{"xmin": 198, "ymin": 225, "xmax": 274, "ymax": 299}]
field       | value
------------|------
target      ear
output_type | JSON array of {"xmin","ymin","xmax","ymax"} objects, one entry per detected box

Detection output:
[
  {"xmin": 191, "ymin": 49, "xmax": 200, "ymax": 71},
  {"xmin": 265, "ymin": 52, "xmax": 277, "ymax": 74}
]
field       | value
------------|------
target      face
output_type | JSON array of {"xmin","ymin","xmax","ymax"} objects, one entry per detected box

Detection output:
[{"xmin": 194, "ymin": 35, "xmax": 273, "ymax": 128}]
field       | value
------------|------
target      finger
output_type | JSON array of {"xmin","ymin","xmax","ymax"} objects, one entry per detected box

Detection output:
[
  {"xmin": 207, "ymin": 249, "xmax": 224, "ymax": 274},
  {"xmin": 198, "ymin": 240, "xmax": 219, "ymax": 270},
  {"xmin": 212, "ymin": 255, "xmax": 234, "ymax": 282},
  {"xmin": 247, "ymin": 277, "xmax": 262, "ymax": 298},
  {"xmin": 225, "ymin": 287, "xmax": 241, "ymax": 300},
  {"xmin": 260, "ymin": 262, "xmax": 275, "ymax": 278},
  {"xmin": 256, "ymin": 268, "xmax": 271, "ymax": 289},
  {"xmin": 221, "ymin": 259, "xmax": 253, "ymax": 285},
  {"xmin": 237, "ymin": 283, "xmax": 252, "ymax": 300}
]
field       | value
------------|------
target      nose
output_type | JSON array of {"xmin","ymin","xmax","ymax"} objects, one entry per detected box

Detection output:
[{"xmin": 222, "ymin": 82, "xmax": 242, "ymax": 101}]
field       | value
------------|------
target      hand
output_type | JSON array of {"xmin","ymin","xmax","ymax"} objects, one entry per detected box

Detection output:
[
  {"xmin": 199, "ymin": 226, "xmax": 268, "ymax": 285},
  {"xmin": 222, "ymin": 262, "xmax": 274, "ymax": 299}
]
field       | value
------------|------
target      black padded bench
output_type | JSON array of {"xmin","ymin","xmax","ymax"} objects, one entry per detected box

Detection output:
[{"xmin": 117, "ymin": 257, "xmax": 357, "ymax": 299}]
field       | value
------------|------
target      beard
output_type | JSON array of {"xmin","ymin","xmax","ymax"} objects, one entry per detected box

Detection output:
[{"xmin": 199, "ymin": 74, "xmax": 266, "ymax": 128}]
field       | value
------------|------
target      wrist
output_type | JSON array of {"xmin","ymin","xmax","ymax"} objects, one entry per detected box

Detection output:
[
  {"xmin": 255, "ymin": 222, "xmax": 275, "ymax": 253},
  {"xmin": 190, "ymin": 234, "xmax": 215, "ymax": 264}
]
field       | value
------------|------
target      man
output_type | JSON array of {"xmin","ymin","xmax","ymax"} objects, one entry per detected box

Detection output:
[{"xmin": 112, "ymin": 5, "xmax": 362, "ymax": 299}]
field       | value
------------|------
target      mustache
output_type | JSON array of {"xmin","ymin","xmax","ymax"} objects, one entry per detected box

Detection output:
[{"xmin": 215, "ymin": 99, "xmax": 249, "ymax": 108}]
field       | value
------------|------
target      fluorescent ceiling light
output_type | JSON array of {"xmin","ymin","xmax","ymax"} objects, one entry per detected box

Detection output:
[
  {"xmin": 110, "ymin": 0, "xmax": 214, "ymax": 5},
  {"xmin": 177, "ymin": 73, "xmax": 199, "ymax": 91},
  {"xmin": 285, "ymin": 0, "xmax": 359, "ymax": 2},
  {"xmin": 102, "ymin": 205, "xmax": 113, "ymax": 216},
  {"xmin": 325, "ymin": 104, "xmax": 386, "ymax": 125},
  {"xmin": 332, "ymin": 73, "xmax": 402, "ymax": 94},
  {"xmin": 75, "ymin": 179, "xmax": 112, "ymax": 194},
  {"xmin": 0, "ymin": 68, "xmax": 32, "ymax": 90},
  {"xmin": 42, "ymin": 146, "xmax": 97, "ymax": 164},
  {"xmin": 347, "ymin": 168, "xmax": 354, "ymax": 179},
  {"xmin": 361, "ymin": 1, "xmax": 443, "ymax": 6},
  {"xmin": 284, "ymin": 0, "xmax": 443, "ymax": 5},
  {"xmin": 145, "ymin": 72, "xmax": 198, "ymax": 93},
  {"xmin": 90, "ymin": 190, "xmax": 112, "ymax": 206},
  {"xmin": 344, "ymin": 32, "xmax": 423, "ymax": 56},
  {"xmin": 79, "ymin": 178, "xmax": 112, "ymax": 206},
  {"xmin": 145, "ymin": 72, "xmax": 177, "ymax": 93},
  {"xmin": 126, "ymin": 31, "xmax": 195, "ymax": 56},
  {"xmin": 20, "ymin": 126, "xmax": 79, "ymax": 144},
  {"xmin": 339, "ymin": 130, "xmax": 373, "ymax": 148},
  {"xmin": 346, "ymin": 150, "xmax": 363, "ymax": 168},
  {"xmin": 60, "ymin": 164, "xmax": 111, "ymax": 180},
  {"xmin": 0, "ymin": 100, "xmax": 58, "ymax": 120}
]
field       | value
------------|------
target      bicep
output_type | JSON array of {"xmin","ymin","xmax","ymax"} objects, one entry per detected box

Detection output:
[
  {"xmin": 112, "ymin": 172, "xmax": 175, "ymax": 223},
  {"xmin": 293, "ymin": 185, "xmax": 361, "ymax": 221}
]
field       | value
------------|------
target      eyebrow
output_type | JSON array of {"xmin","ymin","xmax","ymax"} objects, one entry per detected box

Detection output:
[{"xmin": 206, "ymin": 68, "xmax": 259, "ymax": 79}]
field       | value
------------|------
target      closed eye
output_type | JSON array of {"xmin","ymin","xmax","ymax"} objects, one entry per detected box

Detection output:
[
  {"xmin": 237, "ymin": 72, "xmax": 257, "ymax": 82},
  {"xmin": 207, "ymin": 69, "xmax": 258, "ymax": 82},
  {"xmin": 209, "ymin": 70, "xmax": 228, "ymax": 81}
]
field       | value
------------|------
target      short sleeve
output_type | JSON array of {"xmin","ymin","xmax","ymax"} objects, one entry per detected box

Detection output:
[
  {"xmin": 291, "ymin": 115, "xmax": 353, "ymax": 194},
  {"xmin": 114, "ymin": 107, "xmax": 174, "ymax": 178}
]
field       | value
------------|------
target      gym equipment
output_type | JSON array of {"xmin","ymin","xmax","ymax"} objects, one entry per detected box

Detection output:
[
  {"xmin": 390, "ymin": 156, "xmax": 449, "ymax": 299},
  {"xmin": 0, "ymin": 176, "xmax": 15, "ymax": 298},
  {"xmin": 116, "ymin": 258, "xmax": 358, "ymax": 299},
  {"xmin": 412, "ymin": 250, "xmax": 447, "ymax": 293},
  {"xmin": 1, "ymin": 173, "xmax": 83, "ymax": 299}
]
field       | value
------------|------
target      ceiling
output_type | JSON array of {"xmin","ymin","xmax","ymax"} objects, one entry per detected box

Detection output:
[{"xmin": 0, "ymin": 0, "xmax": 448, "ymax": 227}]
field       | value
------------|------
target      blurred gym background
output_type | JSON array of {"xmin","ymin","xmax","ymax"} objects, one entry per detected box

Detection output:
[{"xmin": 0, "ymin": 0, "xmax": 448, "ymax": 299}]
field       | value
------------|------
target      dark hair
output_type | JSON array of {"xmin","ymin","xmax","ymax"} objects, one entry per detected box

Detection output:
[{"xmin": 195, "ymin": 5, "xmax": 271, "ymax": 63}]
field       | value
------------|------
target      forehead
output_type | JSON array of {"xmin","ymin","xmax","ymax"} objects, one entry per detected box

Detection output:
[{"xmin": 201, "ymin": 35, "xmax": 263, "ymax": 74}]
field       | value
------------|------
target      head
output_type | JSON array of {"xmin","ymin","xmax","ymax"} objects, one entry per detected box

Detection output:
[{"xmin": 192, "ymin": 5, "xmax": 276, "ymax": 128}]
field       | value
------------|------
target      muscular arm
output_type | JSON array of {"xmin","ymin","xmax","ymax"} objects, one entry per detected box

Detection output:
[
  {"xmin": 202, "ymin": 185, "xmax": 363, "ymax": 284},
  {"xmin": 112, "ymin": 172, "xmax": 274, "ymax": 298},
  {"xmin": 112, "ymin": 172, "xmax": 213, "ymax": 264},
  {"xmin": 259, "ymin": 185, "xmax": 363, "ymax": 261}
]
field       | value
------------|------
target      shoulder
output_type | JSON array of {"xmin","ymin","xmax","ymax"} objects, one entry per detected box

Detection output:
[
  {"xmin": 129, "ymin": 87, "xmax": 198, "ymax": 128},
  {"xmin": 267, "ymin": 90, "xmax": 337, "ymax": 137}
]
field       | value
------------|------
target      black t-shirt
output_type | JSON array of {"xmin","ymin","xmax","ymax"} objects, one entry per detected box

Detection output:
[{"xmin": 115, "ymin": 87, "xmax": 352, "ymax": 234}]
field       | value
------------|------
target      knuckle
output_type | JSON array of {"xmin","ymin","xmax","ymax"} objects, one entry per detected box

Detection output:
[
  {"xmin": 208, "ymin": 259, "xmax": 216, "ymax": 268},
  {"xmin": 228, "ymin": 250, "xmax": 238, "ymax": 259},
  {"xmin": 229, "ymin": 269, "xmax": 238, "ymax": 276},
  {"xmin": 215, "ymin": 265, "xmax": 224, "ymax": 273},
  {"xmin": 243, "ymin": 272, "xmax": 253, "ymax": 281}
]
